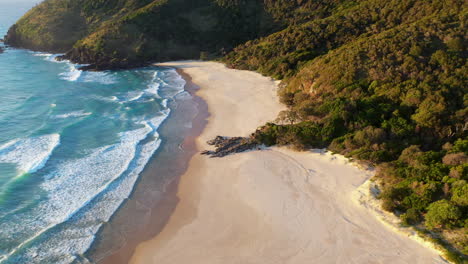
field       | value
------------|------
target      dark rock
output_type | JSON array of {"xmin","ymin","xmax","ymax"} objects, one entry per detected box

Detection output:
[
  {"xmin": 200, "ymin": 150, "xmax": 214, "ymax": 155},
  {"xmin": 56, "ymin": 47, "xmax": 149, "ymax": 71},
  {"xmin": 202, "ymin": 136, "xmax": 259, "ymax": 158},
  {"xmin": 207, "ymin": 136, "xmax": 229, "ymax": 147},
  {"xmin": 0, "ymin": 47, "xmax": 3, "ymax": 54}
]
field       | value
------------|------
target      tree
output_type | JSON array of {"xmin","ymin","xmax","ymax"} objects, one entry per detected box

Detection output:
[
  {"xmin": 425, "ymin": 200, "xmax": 461, "ymax": 230},
  {"xmin": 401, "ymin": 208, "xmax": 422, "ymax": 225},
  {"xmin": 451, "ymin": 181, "xmax": 468, "ymax": 206},
  {"xmin": 411, "ymin": 94, "xmax": 446, "ymax": 128},
  {"xmin": 276, "ymin": 110, "xmax": 299, "ymax": 125}
]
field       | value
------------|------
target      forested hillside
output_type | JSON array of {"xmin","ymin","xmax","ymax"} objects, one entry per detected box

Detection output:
[
  {"xmin": 4, "ymin": 0, "xmax": 467, "ymax": 261},
  {"xmin": 4, "ymin": 0, "xmax": 342, "ymax": 70},
  {"xmin": 224, "ymin": 1, "xmax": 467, "ymax": 261}
]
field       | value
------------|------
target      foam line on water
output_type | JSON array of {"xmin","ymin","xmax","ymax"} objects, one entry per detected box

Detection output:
[
  {"xmin": 31, "ymin": 53, "xmax": 53, "ymax": 57},
  {"xmin": 59, "ymin": 64, "xmax": 82, "ymax": 82},
  {"xmin": 3, "ymin": 135, "xmax": 164, "ymax": 264},
  {"xmin": 53, "ymin": 110, "xmax": 92, "ymax": 119},
  {"xmin": 126, "ymin": 91, "xmax": 145, "ymax": 102},
  {"xmin": 0, "ymin": 134, "xmax": 60, "ymax": 174},
  {"xmin": 0, "ymin": 66, "xmax": 188, "ymax": 263},
  {"xmin": 144, "ymin": 82, "xmax": 161, "ymax": 97},
  {"xmin": 80, "ymin": 71, "xmax": 117, "ymax": 85},
  {"xmin": 50, "ymin": 56, "xmax": 116, "ymax": 85},
  {"xmin": 0, "ymin": 126, "xmax": 154, "ymax": 263},
  {"xmin": 160, "ymin": 68, "xmax": 186, "ymax": 98}
]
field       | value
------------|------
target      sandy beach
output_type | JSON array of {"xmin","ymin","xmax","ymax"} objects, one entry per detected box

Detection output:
[{"xmin": 130, "ymin": 61, "xmax": 446, "ymax": 264}]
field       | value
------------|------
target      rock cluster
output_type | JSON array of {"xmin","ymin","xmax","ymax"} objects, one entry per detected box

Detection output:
[{"xmin": 201, "ymin": 136, "xmax": 259, "ymax": 158}]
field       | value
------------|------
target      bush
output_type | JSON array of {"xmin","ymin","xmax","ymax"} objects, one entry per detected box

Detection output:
[
  {"xmin": 382, "ymin": 198, "xmax": 398, "ymax": 212},
  {"xmin": 398, "ymin": 145, "xmax": 423, "ymax": 166},
  {"xmin": 451, "ymin": 181, "xmax": 468, "ymax": 206},
  {"xmin": 442, "ymin": 153, "xmax": 468, "ymax": 166},
  {"xmin": 400, "ymin": 208, "xmax": 421, "ymax": 225},
  {"xmin": 379, "ymin": 186, "xmax": 411, "ymax": 212},
  {"xmin": 450, "ymin": 139, "xmax": 468, "ymax": 154},
  {"xmin": 353, "ymin": 126, "xmax": 386, "ymax": 146},
  {"xmin": 425, "ymin": 200, "xmax": 461, "ymax": 230},
  {"xmin": 449, "ymin": 164, "xmax": 468, "ymax": 180}
]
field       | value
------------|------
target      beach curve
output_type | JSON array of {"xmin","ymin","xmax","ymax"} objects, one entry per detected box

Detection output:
[{"xmin": 130, "ymin": 61, "xmax": 446, "ymax": 264}]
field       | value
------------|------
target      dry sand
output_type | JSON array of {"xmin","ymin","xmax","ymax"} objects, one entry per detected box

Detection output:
[{"xmin": 130, "ymin": 61, "xmax": 445, "ymax": 264}]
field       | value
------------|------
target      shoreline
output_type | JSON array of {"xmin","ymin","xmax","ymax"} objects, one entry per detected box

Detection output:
[
  {"xmin": 130, "ymin": 61, "xmax": 445, "ymax": 264},
  {"xmin": 354, "ymin": 179, "xmax": 452, "ymax": 262},
  {"xmin": 87, "ymin": 67, "xmax": 209, "ymax": 264}
]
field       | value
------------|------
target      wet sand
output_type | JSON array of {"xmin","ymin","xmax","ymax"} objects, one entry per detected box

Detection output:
[{"xmin": 87, "ymin": 68, "xmax": 208, "ymax": 264}]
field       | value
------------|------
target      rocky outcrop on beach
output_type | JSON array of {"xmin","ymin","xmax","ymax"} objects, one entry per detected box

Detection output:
[{"xmin": 201, "ymin": 136, "xmax": 259, "ymax": 158}]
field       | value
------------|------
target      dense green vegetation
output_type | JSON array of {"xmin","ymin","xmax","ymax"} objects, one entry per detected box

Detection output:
[
  {"xmin": 235, "ymin": 1, "xmax": 467, "ymax": 261},
  {"xmin": 5, "ymin": 0, "xmax": 467, "ymax": 261},
  {"xmin": 5, "ymin": 0, "xmax": 345, "ymax": 69},
  {"xmin": 5, "ymin": 0, "xmax": 273, "ymax": 68}
]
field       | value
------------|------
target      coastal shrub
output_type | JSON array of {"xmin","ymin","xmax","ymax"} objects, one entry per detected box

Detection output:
[
  {"xmin": 400, "ymin": 208, "xmax": 422, "ymax": 225},
  {"xmin": 443, "ymin": 153, "xmax": 468, "ymax": 166},
  {"xmin": 379, "ymin": 186, "xmax": 412, "ymax": 212},
  {"xmin": 353, "ymin": 126, "xmax": 386, "ymax": 147},
  {"xmin": 449, "ymin": 165, "xmax": 468, "ymax": 180},
  {"xmin": 451, "ymin": 181, "xmax": 468, "ymax": 206},
  {"xmin": 233, "ymin": 0, "xmax": 467, "ymax": 256},
  {"xmin": 450, "ymin": 139, "xmax": 468, "ymax": 154},
  {"xmin": 425, "ymin": 200, "xmax": 462, "ymax": 230}
]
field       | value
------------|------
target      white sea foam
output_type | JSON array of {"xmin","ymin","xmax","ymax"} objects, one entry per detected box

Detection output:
[
  {"xmin": 160, "ymin": 69, "xmax": 186, "ymax": 98},
  {"xmin": 0, "ymin": 139, "xmax": 19, "ymax": 152},
  {"xmin": 30, "ymin": 52, "xmax": 65, "ymax": 64},
  {"xmin": 46, "ymin": 54, "xmax": 62, "ymax": 62},
  {"xmin": 0, "ymin": 67, "xmax": 189, "ymax": 263},
  {"xmin": 145, "ymin": 82, "xmax": 161, "ymax": 96},
  {"xmin": 32, "ymin": 53, "xmax": 53, "ymax": 57},
  {"xmin": 126, "ymin": 91, "xmax": 145, "ymax": 102},
  {"xmin": 0, "ymin": 134, "xmax": 60, "ymax": 174},
  {"xmin": 146, "ymin": 109, "xmax": 171, "ymax": 131},
  {"xmin": 0, "ymin": 125, "xmax": 159, "ymax": 262},
  {"xmin": 161, "ymin": 99, "xmax": 168, "ymax": 108},
  {"xmin": 56, "ymin": 59, "xmax": 117, "ymax": 84},
  {"xmin": 53, "ymin": 110, "xmax": 92, "ymax": 119},
  {"xmin": 93, "ymin": 95, "xmax": 119, "ymax": 103},
  {"xmin": 59, "ymin": 64, "xmax": 82, "ymax": 82},
  {"xmin": 4, "ymin": 132, "xmax": 163, "ymax": 264},
  {"xmin": 80, "ymin": 71, "xmax": 117, "ymax": 85}
]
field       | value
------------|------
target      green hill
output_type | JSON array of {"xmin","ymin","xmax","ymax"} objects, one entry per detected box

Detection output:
[
  {"xmin": 226, "ymin": 1, "xmax": 467, "ymax": 260},
  {"xmin": 4, "ymin": 0, "xmax": 467, "ymax": 261},
  {"xmin": 4, "ymin": 0, "xmax": 341, "ymax": 69}
]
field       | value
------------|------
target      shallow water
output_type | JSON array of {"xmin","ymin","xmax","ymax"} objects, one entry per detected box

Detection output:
[{"xmin": 0, "ymin": 2, "xmax": 187, "ymax": 263}]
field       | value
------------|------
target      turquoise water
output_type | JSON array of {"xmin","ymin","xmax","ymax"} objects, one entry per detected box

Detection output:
[{"xmin": 0, "ymin": 2, "xmax": 186, "ymax": 263}]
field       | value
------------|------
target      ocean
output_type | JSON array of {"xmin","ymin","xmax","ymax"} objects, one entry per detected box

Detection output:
[{"xmin": 0, "ymin": 1, "xmax": 189, "ymax": 263}]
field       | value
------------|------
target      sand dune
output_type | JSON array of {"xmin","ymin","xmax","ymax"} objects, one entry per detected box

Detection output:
[{"xmin": 130, "ymin": 61, "xmax": 445, "ymax": 264}]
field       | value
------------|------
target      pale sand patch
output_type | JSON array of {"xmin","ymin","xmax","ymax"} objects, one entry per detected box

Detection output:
[{"xmin": 130, "ymin": 61, "xmax": 445, "ymax": 264}]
